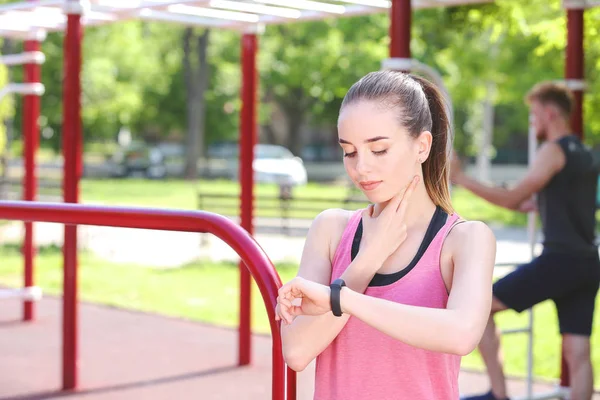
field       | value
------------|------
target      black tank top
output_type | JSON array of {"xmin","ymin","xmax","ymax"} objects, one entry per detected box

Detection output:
[{"xmin": 537, "ymin": 135, "xmax": 599, "ymax": 254}]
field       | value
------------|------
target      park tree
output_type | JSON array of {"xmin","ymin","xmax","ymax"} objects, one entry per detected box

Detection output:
[
  {"xmin": 258, "ymin": 15, "xmax": 388, "ymax": 156},
  {"xmin": 0, "ymin": 0, "xmax": 598, "ymax": 169}
]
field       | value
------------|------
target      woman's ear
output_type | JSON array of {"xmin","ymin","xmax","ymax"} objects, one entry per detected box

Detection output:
[{"xmin": 417, "ymin": 131, "xmax": 433, "ymax": 163}]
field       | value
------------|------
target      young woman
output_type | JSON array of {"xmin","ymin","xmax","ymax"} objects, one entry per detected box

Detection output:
[{"xmin": 275, "ymin": 70, "xmax": 496, "ymax": 399}]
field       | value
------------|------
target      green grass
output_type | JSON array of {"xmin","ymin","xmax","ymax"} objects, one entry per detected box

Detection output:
[
  {"xmin": 0, "ymin": 244, "xmax": 298, "ymax": 336},
  {"xmin": 0, "ymin": 244, "xmax": 598, "ymax": 386},
  {"xmin": 78, "ymin": 178, "xmax": 530, "ymax": 227}
]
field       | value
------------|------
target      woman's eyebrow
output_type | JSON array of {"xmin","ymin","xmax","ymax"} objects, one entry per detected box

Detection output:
[{"xmin": 338, "ymin": 136, "xmax": 390, "ymax": 145}]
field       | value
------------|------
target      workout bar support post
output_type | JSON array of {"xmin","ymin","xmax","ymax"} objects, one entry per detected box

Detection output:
[
  {"xmin": 239, "ymin": 28, "xmax": 258, "ymax": 370},
  {"xmin": 0, "ymin": 43, "xmax": 45, "ymax": 311},
  {"xmin": 61, "ymin": 0, "xmax": 84, "ymax": 390},
  {"xmin": 0, "ymin": 201, "xmax": 289, "ymax": 400},
  {"xmin": 562, "ymin": 2, "xmax": 586, "ymax": 389},
  {"xmin": 23, "ymin": 4, "xmax": 43, "ymax": 321},
  {"xmin": 565, "ymin": 4, "xmax": 584, "ymax": 140}
]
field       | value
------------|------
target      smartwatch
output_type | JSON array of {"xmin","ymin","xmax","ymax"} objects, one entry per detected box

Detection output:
[{"xmin": 330, "ymin": 278, "xmax": 346, "ymax": 317}]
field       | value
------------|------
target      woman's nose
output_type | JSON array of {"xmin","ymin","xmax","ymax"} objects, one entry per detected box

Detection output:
[{"xmin": 355, "ymin": 154, "xmax": 373, "ymax": 175}]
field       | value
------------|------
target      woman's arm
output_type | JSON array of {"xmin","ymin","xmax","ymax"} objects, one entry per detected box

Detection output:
[
  {"xmin": 280, "ymin": 209, "xmax": 384, "ymax": 372},
  {"xmin": 339, "ymin": 221, "xmax": 496, "ymax": 355}
]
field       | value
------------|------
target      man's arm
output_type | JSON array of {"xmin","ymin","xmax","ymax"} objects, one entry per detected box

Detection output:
[{"xmin": 451, "ymin": 142, "xmax": 566, "ymax": 210}]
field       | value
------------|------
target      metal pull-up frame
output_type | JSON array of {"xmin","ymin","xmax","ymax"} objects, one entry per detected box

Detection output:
[{"xmin": 0, "ymin": 47, "xmax": 45, "ymax": 310}]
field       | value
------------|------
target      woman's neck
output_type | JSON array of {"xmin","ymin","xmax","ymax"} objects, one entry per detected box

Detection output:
[{"xmin": 371, "ymin": 181, "xmax": 437, "ymax": 228}]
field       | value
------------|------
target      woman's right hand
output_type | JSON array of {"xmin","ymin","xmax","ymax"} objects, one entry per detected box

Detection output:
[{"xmin": 360, "ymin": 175, "xmax": 419, "ymax": 266}]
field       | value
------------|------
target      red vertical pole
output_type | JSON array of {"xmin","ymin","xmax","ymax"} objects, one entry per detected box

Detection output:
[
  {"xmin": 61, "ymin": 0, "xmax": 83, "ymax": 390},
  {"xmin": 286, "ymin": 366, "xmax": 297, "ymax": 400},
  {"xmin": 239, "ymin": 33, "xmax": 257, "ymax": 367},
  {"xmin": 389, "ymin": 0, "xmax": 411, "ymax": 60},
  {"xmin": 560, "ymin": 7, "xmax": 585, "ymax": 389},
  {"xmin": 565, "ymin": 8, "xmax": 584, "ymax": 139},
  {"xmin": 22, "ymin": 25, "xmax": 41, "ymax": 322}
]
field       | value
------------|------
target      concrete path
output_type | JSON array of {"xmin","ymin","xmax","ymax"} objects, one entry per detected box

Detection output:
[{"xmin": 0, "ymin": 217, "xmax": 545, "ymax": 269}]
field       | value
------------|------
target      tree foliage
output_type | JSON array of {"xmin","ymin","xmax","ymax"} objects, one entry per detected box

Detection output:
[{"xmin": 0, "ymin": 0, "xmax": 598, "ymax": 160}]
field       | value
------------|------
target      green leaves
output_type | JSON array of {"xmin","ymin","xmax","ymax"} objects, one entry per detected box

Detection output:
[
  {"xmin": 0, "ymin": 0, "xmax": 598, "ymax": 157},
  {"xmin": 0, "ymin": 53, "xmax": 12, "ymax": 151}
]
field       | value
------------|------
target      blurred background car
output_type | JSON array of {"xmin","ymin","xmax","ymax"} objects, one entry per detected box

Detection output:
[
  {"xmin": 109, "ymin": 141, "xmax": 167, "ymax": 179},
  {"xmin": 208, "ymin": 143, "xmax": 307, "ymax": 186}
]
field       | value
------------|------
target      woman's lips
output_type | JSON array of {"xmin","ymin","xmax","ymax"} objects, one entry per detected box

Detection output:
[{"xmin": 360, "ymin": 181, "xmax": 382, "ymax": 191}]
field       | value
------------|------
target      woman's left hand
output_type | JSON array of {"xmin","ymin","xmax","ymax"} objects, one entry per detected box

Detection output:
[{"xmin": 276, "ymin": 277, "xmax": 331, "ymax": 325}]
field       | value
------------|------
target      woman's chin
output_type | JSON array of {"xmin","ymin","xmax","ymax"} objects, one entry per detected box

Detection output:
[
  {"xmin": 361, "ymin": 191, "xmax": 388, "ymax": 204},
  {"xmin": 354, "ymin": 181, "xmax": 391, "ymax": 204}
]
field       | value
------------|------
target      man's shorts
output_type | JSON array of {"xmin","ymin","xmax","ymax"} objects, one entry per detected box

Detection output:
[{"xmin": 493, "ymin": 250, "xmax": 600, "ymax": 336}]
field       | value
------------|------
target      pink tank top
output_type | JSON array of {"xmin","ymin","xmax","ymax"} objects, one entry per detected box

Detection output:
[{"xmin": 313, "ymin": 208, "xmax": 462, "ymax": 400}]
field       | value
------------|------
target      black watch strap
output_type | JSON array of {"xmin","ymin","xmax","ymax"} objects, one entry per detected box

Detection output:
[{"xmin": 330, "ymin": 278, "xmax": 346, "ymax": 317}]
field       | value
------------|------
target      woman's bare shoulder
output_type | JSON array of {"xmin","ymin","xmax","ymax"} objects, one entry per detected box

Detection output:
[
  {"xmin": 310, "ymin": 208, "xmax": 355, "ymax": 238},
  {"xmin": 447, "ymin": 220, "xmax": 495, "ymax": 244},
  {"xmin": 444, "ymin": 219, "xmax": 496, "ymax": 262},
  {"xmin": 309, "ymin": 208, "xmax": 356, "ymax": 261},
  {"xmin": 296, "ymin": 208, "xmax": 357, "ymax": 283},
  {"xmin": 438, "ymin": 218, "xmax": 496, "ymax": 291}
]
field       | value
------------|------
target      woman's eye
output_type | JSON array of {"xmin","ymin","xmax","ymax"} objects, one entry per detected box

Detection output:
[{"xmin": 344, "ymin": 149, "xmax": 387, "ymax": 158}]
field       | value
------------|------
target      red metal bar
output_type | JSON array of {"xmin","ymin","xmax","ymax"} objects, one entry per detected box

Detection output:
[
  {"xmin": 62, "ymin": 3, "xmax": 83, "ymax": 390},
  {"xmin": 239, "ymin": 32, "xmax": 257, "ymax": 368},
  {"xmin": 0, "ymin": 201, "xmax": 286, "ymax": 400},
  {"xmin": 565, "ymin": 8, "xmax": 584, "ymax": 139},
  {"xmin": 22, "ymin": 29, "xmax": 41, "ymax": 321},
  {"xmin": 560, "ymin": 8, "xmax": 585, "ymax": 388},
  {"xmin": 287, "ymin": 366, "xmax": 297, "ymax": 400},
  {"xmin": 389, "ymin": 0, "xmax": 411, "ymax": 60}
]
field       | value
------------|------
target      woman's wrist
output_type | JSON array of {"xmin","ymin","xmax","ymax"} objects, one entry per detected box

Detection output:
[
  {"xmin": 340, "ymin": 286, "xmax": 355, "ymax": 315},
  {"xmin": 355, "ymin": 246, "xmax": 386, "ymax": 272}
]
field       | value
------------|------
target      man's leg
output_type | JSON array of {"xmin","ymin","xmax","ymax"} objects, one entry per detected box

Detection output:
[
  {"xmin": 553, "ymin": 251, "xmax": 600, "ymax": 400},
  {"xmin": 477, "ymin": 297, "xmax": 510, "ymax": 399},
  {"xmin": 555, "ymin": 276, "xmax": 599, "ymax": 400},
  {"xmin": 562, "ymin": 334, "xmax": 593, "ymax": 400},
  {"xmin": 462, "ymin": 297, "xmax": 511, "ymax": 400}
]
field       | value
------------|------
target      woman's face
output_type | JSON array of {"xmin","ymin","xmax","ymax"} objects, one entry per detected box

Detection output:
[{"xmin": 338, "ymin": 100, "xmax": 430, "ymax": 204}]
